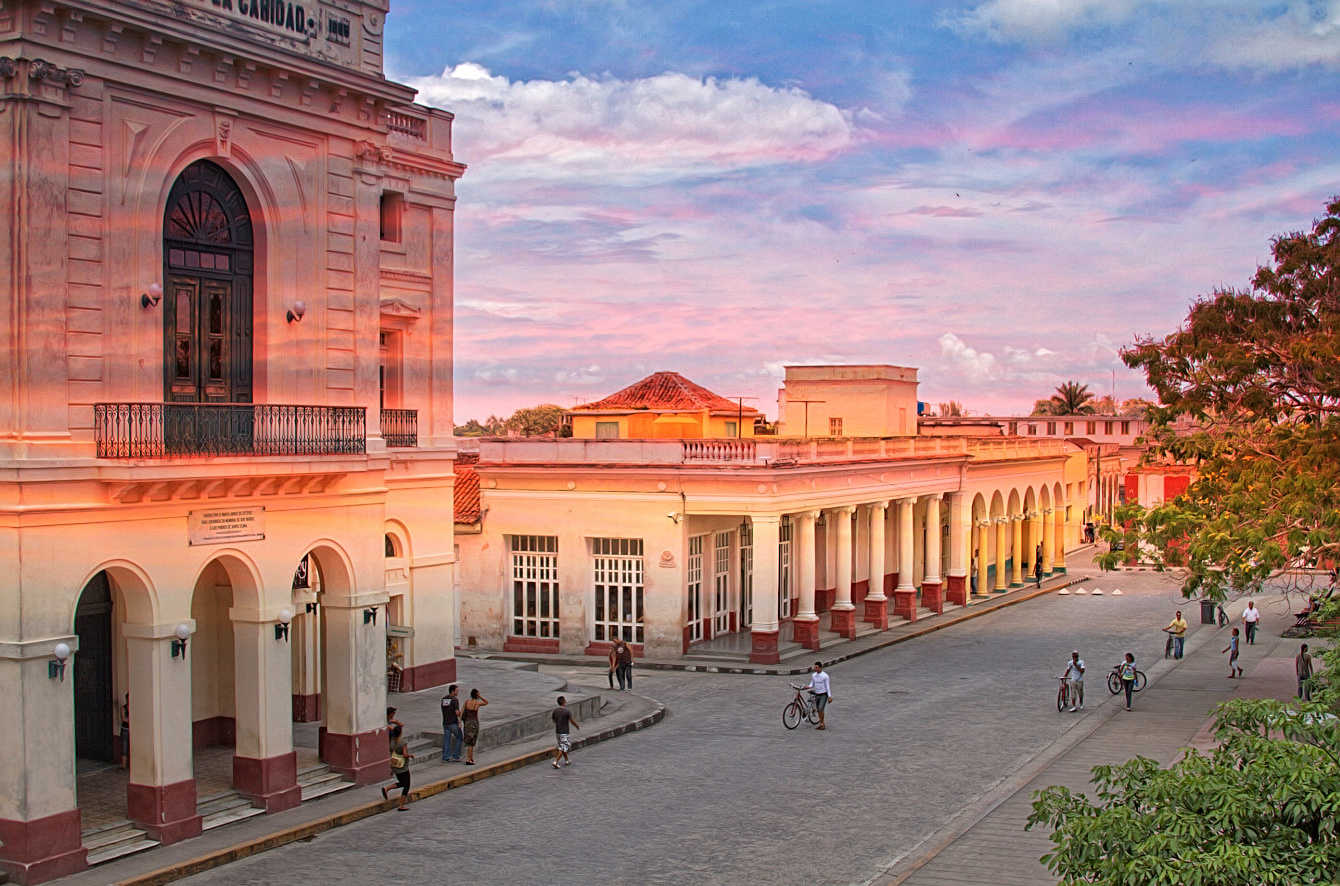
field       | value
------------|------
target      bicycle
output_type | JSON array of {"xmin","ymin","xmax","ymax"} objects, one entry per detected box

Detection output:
[
  {"xmin": 1217, "ymin": 603, "xmax": 1228, "ymax": 628},
  {"xmin": 783, "ymin": 684, "xmax": 822, "ymax": 729},
  {"xmin": 1162, "ymin": 628, "xmax": 1176, "ymax": 659},
  {"xmin": 1056, "ymin": 678, "xmax": 1081, "ymax": 712},
  {"xmin": 1106, "ymin": 663, "xmax": 1147, "ymax": 695}
]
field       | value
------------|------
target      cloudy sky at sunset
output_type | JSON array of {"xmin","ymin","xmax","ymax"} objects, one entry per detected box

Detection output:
[{"xmin": 382, "ymin": 0, "xmax": 1340, "ymax": 423}]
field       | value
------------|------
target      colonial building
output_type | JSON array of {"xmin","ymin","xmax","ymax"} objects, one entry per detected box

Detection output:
[
  {"xmin": 0, "ymin": 1, "xmax": 462, "ymax": 881},
  {"xmin": 456, "ymin": 367, "xmax": 1078, "ymax": 667}
]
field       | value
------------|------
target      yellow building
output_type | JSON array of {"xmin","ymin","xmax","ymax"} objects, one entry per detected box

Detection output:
[{"xmin": 567, "ymin": 371, "xmax": 762, "ymax": 439}]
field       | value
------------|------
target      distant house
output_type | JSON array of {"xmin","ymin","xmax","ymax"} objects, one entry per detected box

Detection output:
[{"xmin": 567, "ymin": 371, "xmax": 762, "ymax": 439}]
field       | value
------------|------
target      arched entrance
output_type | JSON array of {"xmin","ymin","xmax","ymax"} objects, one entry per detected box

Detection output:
[
  {"xmin": 74, "ymin": 572, "xmax": 116, "ymax": 763},
  {"xmin": 163, "ymin": 160, "xmax": 254, "ymax": 404}
]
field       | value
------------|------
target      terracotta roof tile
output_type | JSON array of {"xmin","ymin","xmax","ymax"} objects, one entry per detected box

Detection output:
[
  {"xmin": 453, "ymin": 452, "xmax": 481, "ymax": 524},
  {"xmin": 576, "ymin": 371, "xmax": 757, "ymax": 413}
]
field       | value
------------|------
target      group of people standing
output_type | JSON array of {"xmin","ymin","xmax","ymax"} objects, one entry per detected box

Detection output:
[{"xmin": 440, "ymin": 684, "xmax": 489, "ymax": 764}]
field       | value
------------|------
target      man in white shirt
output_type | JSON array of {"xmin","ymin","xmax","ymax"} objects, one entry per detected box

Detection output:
[
  {"xmin": 1243, "ymin": 600, "xmax": 1261, "ymax": 645},
  {"xmin": 1061, "ymin": 651, "xmax": 1085, "ymax": 711},
  {"xmin": 805, "ymin": 662, "xmax": 831, "ymax": 730}
]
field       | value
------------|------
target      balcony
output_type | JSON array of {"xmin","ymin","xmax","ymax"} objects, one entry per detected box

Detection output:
[
  {"xmin": 381, "ymin": 409, "xmax": 418, "ymax": 448},
  {"xmin": 94, "ymin": 403, "xmax": 366, "ymax": 459}
]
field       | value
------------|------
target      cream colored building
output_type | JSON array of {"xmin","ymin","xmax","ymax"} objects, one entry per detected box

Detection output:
[
  {"xmin": 1, "ymin": 2, "xmax": 461, "ymax": 881},
  {"xmin": 457, "ymin": 368, "xmax": 1077, "ymax": 666}
]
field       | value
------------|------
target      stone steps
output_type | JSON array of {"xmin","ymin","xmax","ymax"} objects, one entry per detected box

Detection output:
[
  {"xmin": 198, "ymin": 791, "xmax": 266, "ymax": 831},
  {"xmin": 298, "ymin": 765, "xmax": 354, "ymax": 803},
  {"xmin": 83, "ymin": 821, "xmax": 159, "ymax": 867}
]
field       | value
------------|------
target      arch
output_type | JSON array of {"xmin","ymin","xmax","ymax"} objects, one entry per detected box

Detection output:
[
  {"xmin": 69, "ymin": 560, "xmax": 159, "ymax": 628},
  {"xmin": 384, "ymin": 519, "xmax": 411, "ymax": 559},
  {"xmin": 301, "ymin": 539, "xmax": 357, "ymax": 597},
  {"xmin": 189, "ymin": 550, "xmax": 264, "ymax": 612}
]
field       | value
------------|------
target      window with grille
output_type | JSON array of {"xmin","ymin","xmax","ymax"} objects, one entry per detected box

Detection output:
[
  {"xmin": 511, "ymin": 536, "xmax": 559, "ymax": 638},
  {"xmin": 687, "ymin": 535, "xmax": 705, "ymax": 643},
  {"xmin": 713, "ymin": 532, "xmax": 731, "ymax": 633},
  {"xmin": 778, "ymin": 519, "xmax": 793, "ymax": 619},
  {"xmin": 592, "ymin": 538, "xmax": 644, "ymax": 642},
  {"xmin": 829, "ymin": 417, "xmax": 843, "ymax": 435},
  {"xmin": 739, "ymin": 523, "xmax": 754, "ymax": 629}
]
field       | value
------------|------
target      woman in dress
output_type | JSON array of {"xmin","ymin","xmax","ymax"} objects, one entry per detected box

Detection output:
[{"xmin": 462, "ymin": 688, "xmax": 488, "ymax": 765}]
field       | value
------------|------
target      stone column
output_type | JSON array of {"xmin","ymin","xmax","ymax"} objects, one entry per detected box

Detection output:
[
  {"xmin": 1052, "ymin": 505, "xmax": 1067, "ymax": 573},
  {"xmin": 1010, "ymin": 515, "xmax": 1024, "ymax": 586},
  {"xmin": 830, "ymin": 507, "xmax": 857, "ymax": 639},
  {"xmin": 945, "ymin": 492, "xmax": 968, "ymax": 606},
  {"xmin": 0, "ymin": 634, "xmax": 87, "ymax": 884},
  {"xmin": 922, "ymin": 495, "xmax": 944, "ymax": 613},
  {"xmin": 994, "ymin": 518, "xmax": 1009, "ymax": 591},
  {"xmin": 792, "ymin": 511, "xmax": 820, "ymax": 650},
  {"xmin": 124, "ymin": 624, "xmax": 203, "ymax": 844},
  {"xmin": 863, "ymin": 502, "xmax": 889, "ymax": 629},
  {"xmin": 975, "ymin": 521, "xmax": 990, "ymax": 597},
  {"xmin": 893, "ymin": 498, "xmax": 918, "ymax": 620},
  {"xmin": 319, "ymin": 595, "xmax": 390, "ymax": 785},
  {"xmin": 1042, "ymin": 507, "xmax": 1056, "ymax": 575},
  {"xmin": 231, "ymin": 610, "xmax": 301, "ymax": 813},
  {"xmin": 749, "ymin": 516, "xmax": 782, "ymax": 664}
]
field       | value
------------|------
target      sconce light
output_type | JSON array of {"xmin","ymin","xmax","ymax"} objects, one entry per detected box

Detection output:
[
  {"xmin": 305, "ymin": 602, "xmax": 318, "ymax": 614},
  {"xmin": 171, "ymin": 623, "xmax": 191, "ymax": 659},
  {"xmin": 140, "ymin": 283, "xmax": 163, "ymax": 309},
  {"xmin": 49, "ymin": 642, "xmax": 71, "ymax": 681},
  {"xmin": 286, "ymin": 300, "xmax": 306, "ymax": 324},
  {"xmin": 364, "ymin": 607, "xmax": 378, "ymax": 625},
  {"xmin": 667, "ymin": 512, "xmax": 681, "ymax": 524},
  {"xmin": 275, "ymin": 608, "xmax": 293, "ymax": 641}
]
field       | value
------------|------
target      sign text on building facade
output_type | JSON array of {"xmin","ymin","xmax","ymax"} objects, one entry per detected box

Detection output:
[{"xmin": 189, "ymin": 507, "xmax": 266, "ymax": 545}]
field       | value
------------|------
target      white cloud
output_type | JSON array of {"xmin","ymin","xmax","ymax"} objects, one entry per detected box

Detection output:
[
  {"xmin": 942, "ymin": 0, "xmax": 1145, "ymax": 42},
  {"xmin": 404, "ymin": 63, "xmax": 859, "ymax": 183},
  {"xmin": 555, "ymin": 365, "xmax": 604, "ymax": 385},
  {"xmin": 938, "ymin": 332, "xmax": 998, "ymax": 380}
]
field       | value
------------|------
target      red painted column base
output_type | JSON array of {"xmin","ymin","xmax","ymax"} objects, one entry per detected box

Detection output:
[
  {"xmin": 921, "ymin": 581, "xmax": 944, "ymax": 614},
  {"xmin": 863, "ymin": 597, "xmax": 889, "ymax": 630},
  {"xmin": 816, "ymin": 588, "xmax": 835, "ymax": 613},
  {"xmin": 399, "ymin": 657, "xmax": 458, "ymax": 692},
  {"xmin": 892, "ymin": 589, "xmax": 918, "ymax": 621},
  {"xmin": 127, "ymin": 779, "xmax": 203, "ymax": 844},
  {"xmin": 830, "ymin": 606, "xmax": 857, "ymax": 639},
  {"xmin": 749, "ymin": 629, "xmax": 780, "ymax": 665},
  {"xmin": 234, "ymin": 751, "xmax": 301, "ymax": 814},
  {"xmin": 321, "ymin": 728, "xmax": 389, "ymax": 786},
  {"xmin": 945, "ymin": 574, "xmax": 968, "ymax": 606},
  {"xmin": 791, "ymin": 617, "xmax": 820, "ymax": 650},
  {"xmin": 0, "ymin": 810, "xmax": 87, "ymax": 885}
]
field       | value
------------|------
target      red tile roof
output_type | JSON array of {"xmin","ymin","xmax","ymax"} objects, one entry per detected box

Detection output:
[
  {"xmin": 576, "ymin": 371, "xmax": 758, "ymax": 414},
  {"xmin": 453, "ymin": 452, "xmax": 481, "ymax": 524}
]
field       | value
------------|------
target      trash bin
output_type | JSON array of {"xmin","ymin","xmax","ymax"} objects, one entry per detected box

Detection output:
[{"xmin": 1200, "ymin": 600, "xmax": 1216, "ymax": 625}]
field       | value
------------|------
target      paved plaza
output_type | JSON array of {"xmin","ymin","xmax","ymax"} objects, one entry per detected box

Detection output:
[{"xmin": 60, "ymin": 555, "xmax": 1311, "ymax": 886}]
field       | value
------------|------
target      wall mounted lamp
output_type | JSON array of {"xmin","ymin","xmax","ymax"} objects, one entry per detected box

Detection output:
[
  {"xmin": 140, "ymin": 283, "xmax": 163, "ymax": 309},
  {"xmin": 667, "ymin": 512, "xmax": 681, "ymax": 524},
  {"xmin": 363, "ymin": 607, "xmax": 378, "ymax": 625},
  {"xmin": 305, "ymin": 602, "xmax": 318, "ymax": 614},
  {"xmin": 171, "ymin": 623, "xmax": 191, "ymax": 660},
  {"xmin": 49, "ymin": 642, "xmax": 71, "ymax": 681},
  {"xmin": 275, "ymin": 608, "xmax": 294, "ymax": 641},
  {"xmin": 286, "ymin": 300, "xmax": 306, "ymax": 323}
]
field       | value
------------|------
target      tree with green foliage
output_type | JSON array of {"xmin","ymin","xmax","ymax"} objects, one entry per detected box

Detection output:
[
  {"xmin": 502, "ymin": 404, "xmax": 565, "ymax": 437},
  {"xmin": 1103, "ymin": 196, "xmax": 1340, "ymax": 600},
  {"xmin": 1032, "ymin": 381, "xmax": 1097, "ymax": 416}
]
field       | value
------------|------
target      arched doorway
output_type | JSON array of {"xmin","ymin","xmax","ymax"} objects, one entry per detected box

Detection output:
[
  {"xmin": 74, "ymin": 572, "xmax": 116, "ymax": 763},
  {"xmin": 163, "ymin": 160, "xmax": 254, "ymax": 405}
]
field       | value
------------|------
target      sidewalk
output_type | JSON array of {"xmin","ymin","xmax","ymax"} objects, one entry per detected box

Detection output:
[
  {"xmin": 51, "ymin": 661, "xmax": 662, "ymax": 886},
  {"xmin": 872, "ymin": 610, "xmax": 1305, "ymax": 886}
]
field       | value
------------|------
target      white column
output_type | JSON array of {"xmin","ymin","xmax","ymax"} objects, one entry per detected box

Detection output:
[
  {"xmin": 948, "ymin": 492, "xmax": 967, "ymax": 577},
  {"xmin": 797, "ymin": 511, "xmax": 818, "ymax": 620},
  {"xmin": 867, "ymin": 502, "xmax": 887, "ymax": 601},
  {"xmin": 896, "ymin": 498, "xmax": 915, "ymax": 592},
  {"xmin": 750, "ymin": 516, "xmax": 781, "ymax": 634},
  {"xmin": 924, "ymin": 495, "xmax": 942, "ymax": 584},
  {"xmin": 1010, "ymin": 514, "xmax": 1024, "ymax": 585},
  {"xmin": 1042, "ymin": 507, "xmax": 1055, "ymax": 573},
  {"xmin": 833, "ymin": 507, "xmax": 854, "ymax": 610},
  {"xmin": 230, "ymin": 607, "xmax": 301, "ymax": 811}
]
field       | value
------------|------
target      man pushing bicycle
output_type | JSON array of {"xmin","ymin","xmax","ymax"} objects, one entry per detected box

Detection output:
[{"xmin": 1061, "ymin": 651, "xmax": 1085, "ymax": 712}]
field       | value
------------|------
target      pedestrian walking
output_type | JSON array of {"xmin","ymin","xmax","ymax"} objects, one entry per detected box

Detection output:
[
  {"xmin": 1165, "ymin": 610, "xmax": 1188, "ymax": 659},
  {"xmin": 805, "ymin": 661, "xmax": 831, "ymax": 730},
  {"xmin": 1061, "ymin": 651, "xmax": 1085, "ymax": 711},
  {"xmin": 1296, "ymin": 644, "xmax": 1314, "ymax": 701},
  {"xmin": 970, "ymin": 550, "xmax": 978, "ymax": 594},
  {"xmin": 119, "ymin": 694, "xmax": 130, "ymax": 771},
  {"xmin": 1119, "ymin": 652, "xmax": 1137, "ymax": 711},
  {"xmin": 612, "ymin": 636, "xmax": 635, "ymax": 690},
  {"xmin": 381, "ymin": 724, "xmax": 413, "ymax": 811},
  {"xmin": 1033, "ymin": 545, "xmax": 1044, "ymax": 587},
  {"xmin": 606, "ymin": 644, "xmax": 617, "ymax": 689},
  {"xmin": 550, "ymin": 695, "xmax": 580, "ymax": 768},
  {"xmin": 441, "ymin": 684, "xmax": 463, "ymax": 762},
  {"xmin": 1223, "ymin": 627, "xmax": 1243, "ymax": 678},
  {"xmin": 1243, "ymin": 600, "xmax": 1261, "ymax": 645},
  {"xmin": 386, "ymin": 706, "xmax": 404, "ymax": 731},
  {"xmin": 462, "ymin": 688, "xmax": 487, "ymax": 765}
]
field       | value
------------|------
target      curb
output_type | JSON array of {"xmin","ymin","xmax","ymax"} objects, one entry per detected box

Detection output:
[{"xmin": 113, "ymin": 702, "xmax": 665, "ymax": 886}]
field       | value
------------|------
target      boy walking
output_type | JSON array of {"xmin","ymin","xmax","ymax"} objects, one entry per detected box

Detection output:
[
  {"xmin": 551, "ymin": 696, "xmax": 580, "ymax": 769},
  {"xmin": 1223, "ymin": 627, "xmax": 1243, "ymax": 678}
]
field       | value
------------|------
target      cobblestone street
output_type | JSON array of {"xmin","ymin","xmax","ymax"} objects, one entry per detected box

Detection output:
[{"xmin": 167, "ymin": 561, "xmax": 1280, "ymax": 886}]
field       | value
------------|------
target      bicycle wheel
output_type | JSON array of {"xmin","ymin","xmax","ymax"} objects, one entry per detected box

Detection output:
[
  {"xmin": 783, "ymin": 702, "xmax": 802, "ymax": 730},
  {"xmin": 1057, "ymin": 683, "xmax": 1068, "ymax": 712},
  {"xmin": 1107, "ymin": 672, "xmax": 1122, "ymax": 695},
  {"xmin": 807, "ymin": 703, "xmax": 821, "ymax": 725},
  {"xmin": 1133, "ymin": 671, "xmax": 1147, "ymax": 692},
  {"xmin": 1165, "ymin": 636, "xmax": 1173, "ymax": 659}
]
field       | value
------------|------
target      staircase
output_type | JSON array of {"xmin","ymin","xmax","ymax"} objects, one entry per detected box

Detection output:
[
  {"xmin": 83, "ymin": 821, "xmax": 159, "ymax": 867},
  {"xmin": 198, "ymin": 790, "xmax": 266, "ymax": 831},
  {"xmin": 298, "ymin": 763, "xmax": 354, "ymax": 802}
]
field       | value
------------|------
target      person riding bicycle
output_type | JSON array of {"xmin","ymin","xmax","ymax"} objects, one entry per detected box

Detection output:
[
  {"xmin": 805, "ymin": 662, "xmax": 830, "ymax": 731},
  {"xmin": 1164, "ymin": 611, "xmax": 1188, "ymax": 659},
  {"xmin": 1060, "ymin": 651, "xmax": 1085, "ymax": 711}
]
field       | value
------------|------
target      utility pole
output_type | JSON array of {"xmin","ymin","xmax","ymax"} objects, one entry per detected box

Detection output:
[{"xmin": 722, "ymin": 396, "xmax": 759, "ymax": 437}]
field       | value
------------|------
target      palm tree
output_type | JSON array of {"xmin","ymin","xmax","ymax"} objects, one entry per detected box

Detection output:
[{"xmin": 1048, "ymin": 381, "xmax": 1096, "ymax": 415}]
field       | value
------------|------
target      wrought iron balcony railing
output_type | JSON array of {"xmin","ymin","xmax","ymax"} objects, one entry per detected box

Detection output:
[
  {"xmin": 94, "ymin": 403, "xmax": 367, "ymax": 459},
  {"xmin": 382, "ymin": 409, "xmax": 418, "ymax": 448}
]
